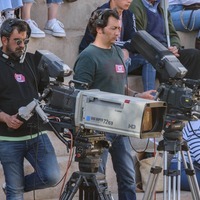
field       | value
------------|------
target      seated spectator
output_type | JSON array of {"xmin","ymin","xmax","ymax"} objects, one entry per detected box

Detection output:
[
  {"xmin": 21, "ymin": 1, "xmax": 45, "ymax": 38},
  {"xmin": 21, "ymin": 0, "xmax": 66, "ymax": 38},
  {"xmin": 129, "ymin": 0, "xmax": 200, "ymax": 82},
  {"xmin": 0, "ymin": 0, "xmax": 23, "ymax": 26},
  {"xmin": 168, "ymin": 0, "xmax": 200, "ymax": 49},
  {"xmin": 44, "ymin": 0, "xmax": 66, "ymax": 37},
  {"xmin": 168, "ymin": 0, "xmax": 200, "ymax": 32},
  {"xmin": 170, "ymin": 120, "xmax": 200, "ymax": 191},
  {"xmin": 79, "ymin": 0, "xmax": 156, "ymax": 91}
]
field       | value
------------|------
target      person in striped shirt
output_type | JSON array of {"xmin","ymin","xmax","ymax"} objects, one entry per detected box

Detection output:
[{"xmin": 170, "ymin": 120, "xmax": 200, "ymax": 191}]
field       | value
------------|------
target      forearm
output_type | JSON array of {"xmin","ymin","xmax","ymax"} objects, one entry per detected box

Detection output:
[
  {"xmin": 127, "ymin": 87, "xmax": 156, "ymax": 100},
  {"xmin": 0, "ymin": 111, "xmax": 10, "ymax": 124}
]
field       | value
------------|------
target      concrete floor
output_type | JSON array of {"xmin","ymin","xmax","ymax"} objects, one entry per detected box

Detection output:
[{"xmin": 69, "ymin": 190, "xmax": 192, "ymax": 200}]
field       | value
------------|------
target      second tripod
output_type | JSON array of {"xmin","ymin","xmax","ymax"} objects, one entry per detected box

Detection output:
[{"xmin": 142, "ymin": 130, "xmax": 200, "ymax": 200}]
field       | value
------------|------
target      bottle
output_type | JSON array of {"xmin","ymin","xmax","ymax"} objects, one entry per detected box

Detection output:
[{"xmin": 195, "ymin": 30, "xmax": 200, "ymax": 50}]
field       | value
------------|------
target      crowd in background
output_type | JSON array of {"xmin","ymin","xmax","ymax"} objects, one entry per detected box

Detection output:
[{"xmin": 168, "ymin": 0, "xmax": 200, "ymax": 49}]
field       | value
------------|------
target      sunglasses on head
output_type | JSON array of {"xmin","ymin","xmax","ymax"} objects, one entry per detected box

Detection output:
[{"xmin": 13, "ymin": 38, "xmax": 29, "ymax": 45}]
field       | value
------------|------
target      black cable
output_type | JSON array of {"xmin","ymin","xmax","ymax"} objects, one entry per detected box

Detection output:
[{"xmin": 129, "ymin": 137, "xmax": 150, "ymax": 153}]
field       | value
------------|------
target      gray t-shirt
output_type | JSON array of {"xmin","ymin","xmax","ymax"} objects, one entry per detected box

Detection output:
[{"xmin": 73, "ymin": 44, "xmax": 127, "ymax": 95}]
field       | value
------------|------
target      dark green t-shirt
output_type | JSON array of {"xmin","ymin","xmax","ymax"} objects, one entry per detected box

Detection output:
[{"xmin": 73, "ymin": 44, "xmax": 127, "ymax": 95}]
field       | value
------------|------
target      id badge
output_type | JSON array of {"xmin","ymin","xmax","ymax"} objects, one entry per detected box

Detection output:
[{"xmin": 115, "ymin": 64, "xmax": 125, "ymax": 73}]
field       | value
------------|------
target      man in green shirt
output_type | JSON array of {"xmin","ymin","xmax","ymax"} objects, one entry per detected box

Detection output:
[{"xmin": 73, "ymin": 8, "xmax": 155, "ymax": 200}]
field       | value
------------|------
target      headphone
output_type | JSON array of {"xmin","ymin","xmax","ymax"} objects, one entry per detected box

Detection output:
[
  {"xmin": 95, "ymin": 8, "xmax": 114, "ymax": 27},
  {"xmin": 0, "ymin": 18, "xmax": 31, "ymax": 38}
]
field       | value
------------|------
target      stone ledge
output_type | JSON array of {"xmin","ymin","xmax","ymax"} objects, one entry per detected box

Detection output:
[
  {"xmin": 177, "ymin": 31, "xmax": 197, "ymax": 49},
  {"xmin": 27, "ymin": 30, "xmax": 83, "ymax": 68}
]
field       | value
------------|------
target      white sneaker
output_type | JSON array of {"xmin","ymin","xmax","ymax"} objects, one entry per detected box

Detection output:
[
  {"xmin": 4, "ymin": 10, "xmax": 15, "ymax": 19},
  {"xmin": 0, "ymin": 16, "xmax": 6, "ymax": 28},
  {"xmin": 44, "ymin": 20, "xmax": 66, "ymax": 37},
  {"xmin": 26, "ymin": 20, "xmax": 45, "ymax": 38}
]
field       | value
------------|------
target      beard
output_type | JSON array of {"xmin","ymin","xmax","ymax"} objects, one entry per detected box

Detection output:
[{"xmin": 5, "ymin": 46, "xmax": 24, "ymax": 61}]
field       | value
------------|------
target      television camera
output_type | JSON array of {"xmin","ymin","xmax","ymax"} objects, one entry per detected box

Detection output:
[
  {"xmin": 131, "ymin": 31, "xmax": 200, "ymax": 125},
  {"xmin": 17, "ymin": 36, "xmax": 199, "ymax": 198},
  {"xmin": 17, "ymin": 50, "xmax": 167, "ymax": 173},
  {"xmin": 131, "ymin": 31, "xmax": 200, "ymax": 200}
]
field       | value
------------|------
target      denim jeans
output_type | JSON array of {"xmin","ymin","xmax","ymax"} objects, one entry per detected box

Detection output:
[
  {"xmin": 168, "ymin": 5, "xmax": 200, "ymax": 32},
  {"xmin": 0, "ymin": 0, "xmax": 23, "ymax": 10},
  {"xmin": 99, "ymin": 133, "xmax": 136, "ymax": 200},
  {"xmin": 128, "ymin": 53, "xmax": 156, "ymax": 91},
  {"xmin": 0, "ymin": 134, "xmax": 60, "ymax": 200}
]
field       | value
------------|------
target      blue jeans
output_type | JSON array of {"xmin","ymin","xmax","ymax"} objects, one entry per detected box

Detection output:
[
  {"xmin": 170, "ymin": 160, "xmax": 200, "ymax": 191},
  {"xmin": 168, "ymin": 5, "xmax": 200, "ymax": 32},
  {"xmin": 99, "ymin": 133, "xmax": 136, "ymax": 200},
  {"xmin": 0, "ymin": 134, "xmax": 60, "ymax": 200},
  {"xmin": 128, "ymin": 53, "xmax": 156, "ymax": 91}
]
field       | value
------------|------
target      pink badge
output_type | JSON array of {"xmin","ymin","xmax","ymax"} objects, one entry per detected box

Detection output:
[
  {"xmin": 115, "ymin": 65, "xmax": 125, "ymax": 73},
  {"xmin": 14, "ymin": 73, "xmax": 26, "ymax": 82}
]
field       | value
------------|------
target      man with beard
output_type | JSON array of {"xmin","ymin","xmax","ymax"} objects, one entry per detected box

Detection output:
[
  {"xmin": 0, "ymin": 18, "xmax": 60, "ymax": 199},
  {"xmin": 79, "ymin": 0, "xmax": 156, "ymax": 91}
]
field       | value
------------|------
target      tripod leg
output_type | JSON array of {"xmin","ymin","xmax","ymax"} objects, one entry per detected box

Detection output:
[
  {"xmin": 163, "ymin": 151, "xmax": 168, "ymax": 200},
  {"xmin": 163, "ymin": 150, "xmax": 181, "ymax": 200},
  {"xmin": 60, "ymin": 173, "xmax": 83, "ymax": 200},
  {"xmin": 91, "ymin": 174, "xmax": 114, "ymax": 200},
  {"xmin": 168, "ymin": 151, "xmax": 181, "ymax": 200},
  {"xmin": 177, "ymin": 151, "xmax": 181, "ymax": 200},
  {"xmin": 142, "ymin": 152, "xmax": 163, "ymax": 200},
  {"xmin": 181, "ymin": 150, "xmax": 200, "ymax": 200}
]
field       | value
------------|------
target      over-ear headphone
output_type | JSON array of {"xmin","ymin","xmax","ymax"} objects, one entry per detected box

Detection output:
[
  {"xmin": 0, "ymin": 18, "xmax": 31, "ymax": 38},
  {"xmin": 88, "ymin": 8, "xmax": 119, "ymax": 37},
  {"xmin": 95, "ymin": 8, "xmax": 114, "ymax": 27}
]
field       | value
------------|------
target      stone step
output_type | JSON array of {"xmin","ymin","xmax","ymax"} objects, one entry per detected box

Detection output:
[
  {"xmin": 31, "ymin": 0, "xmax": 105, "ymax": 31},
  {"xmin": 177, "ymin": 31, "xmax": 197, "ymax": 49},
  {"xmin": 26, "ymin": 0, "xmax": 106, "ymax": 68},
  {"xmin": 27, "ymin": 31, "xmax": 82, "ymax": 68}
]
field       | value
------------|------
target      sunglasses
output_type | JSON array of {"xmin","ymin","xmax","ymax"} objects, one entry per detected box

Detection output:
[{"xmin": 13, "ymin": 38, "xmax": 29, "ymax": 45}]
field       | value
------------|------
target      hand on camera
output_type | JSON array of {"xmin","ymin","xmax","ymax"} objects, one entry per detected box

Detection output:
[
  {"xmin": 136, "ymin": 90, "xmax": 156, "ymax": 100},
  {"xmin": 168, "ymin": 46, "xmax": 180, "ymax": 57}
]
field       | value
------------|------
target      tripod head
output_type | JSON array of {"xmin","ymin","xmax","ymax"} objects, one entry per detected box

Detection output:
[
  {"xmin": 74, "ymin": 129, "xmax": 110, "ymax": 173},
  {"xmin": 162, "ymin": 116, "xmax": 185, "ymax": 141}
]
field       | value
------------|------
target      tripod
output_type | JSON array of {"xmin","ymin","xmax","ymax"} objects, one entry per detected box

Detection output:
[
  {"xmin": 59, "ymin": 133, "xmax": 114, "ymax": 200},
  {"xmin": 143, "ymin": 130, "xmax": 200, "ymax": 200},
  {"xmin": 60, "ymin": 171, "xmax": 113, "ymax": 200}
]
